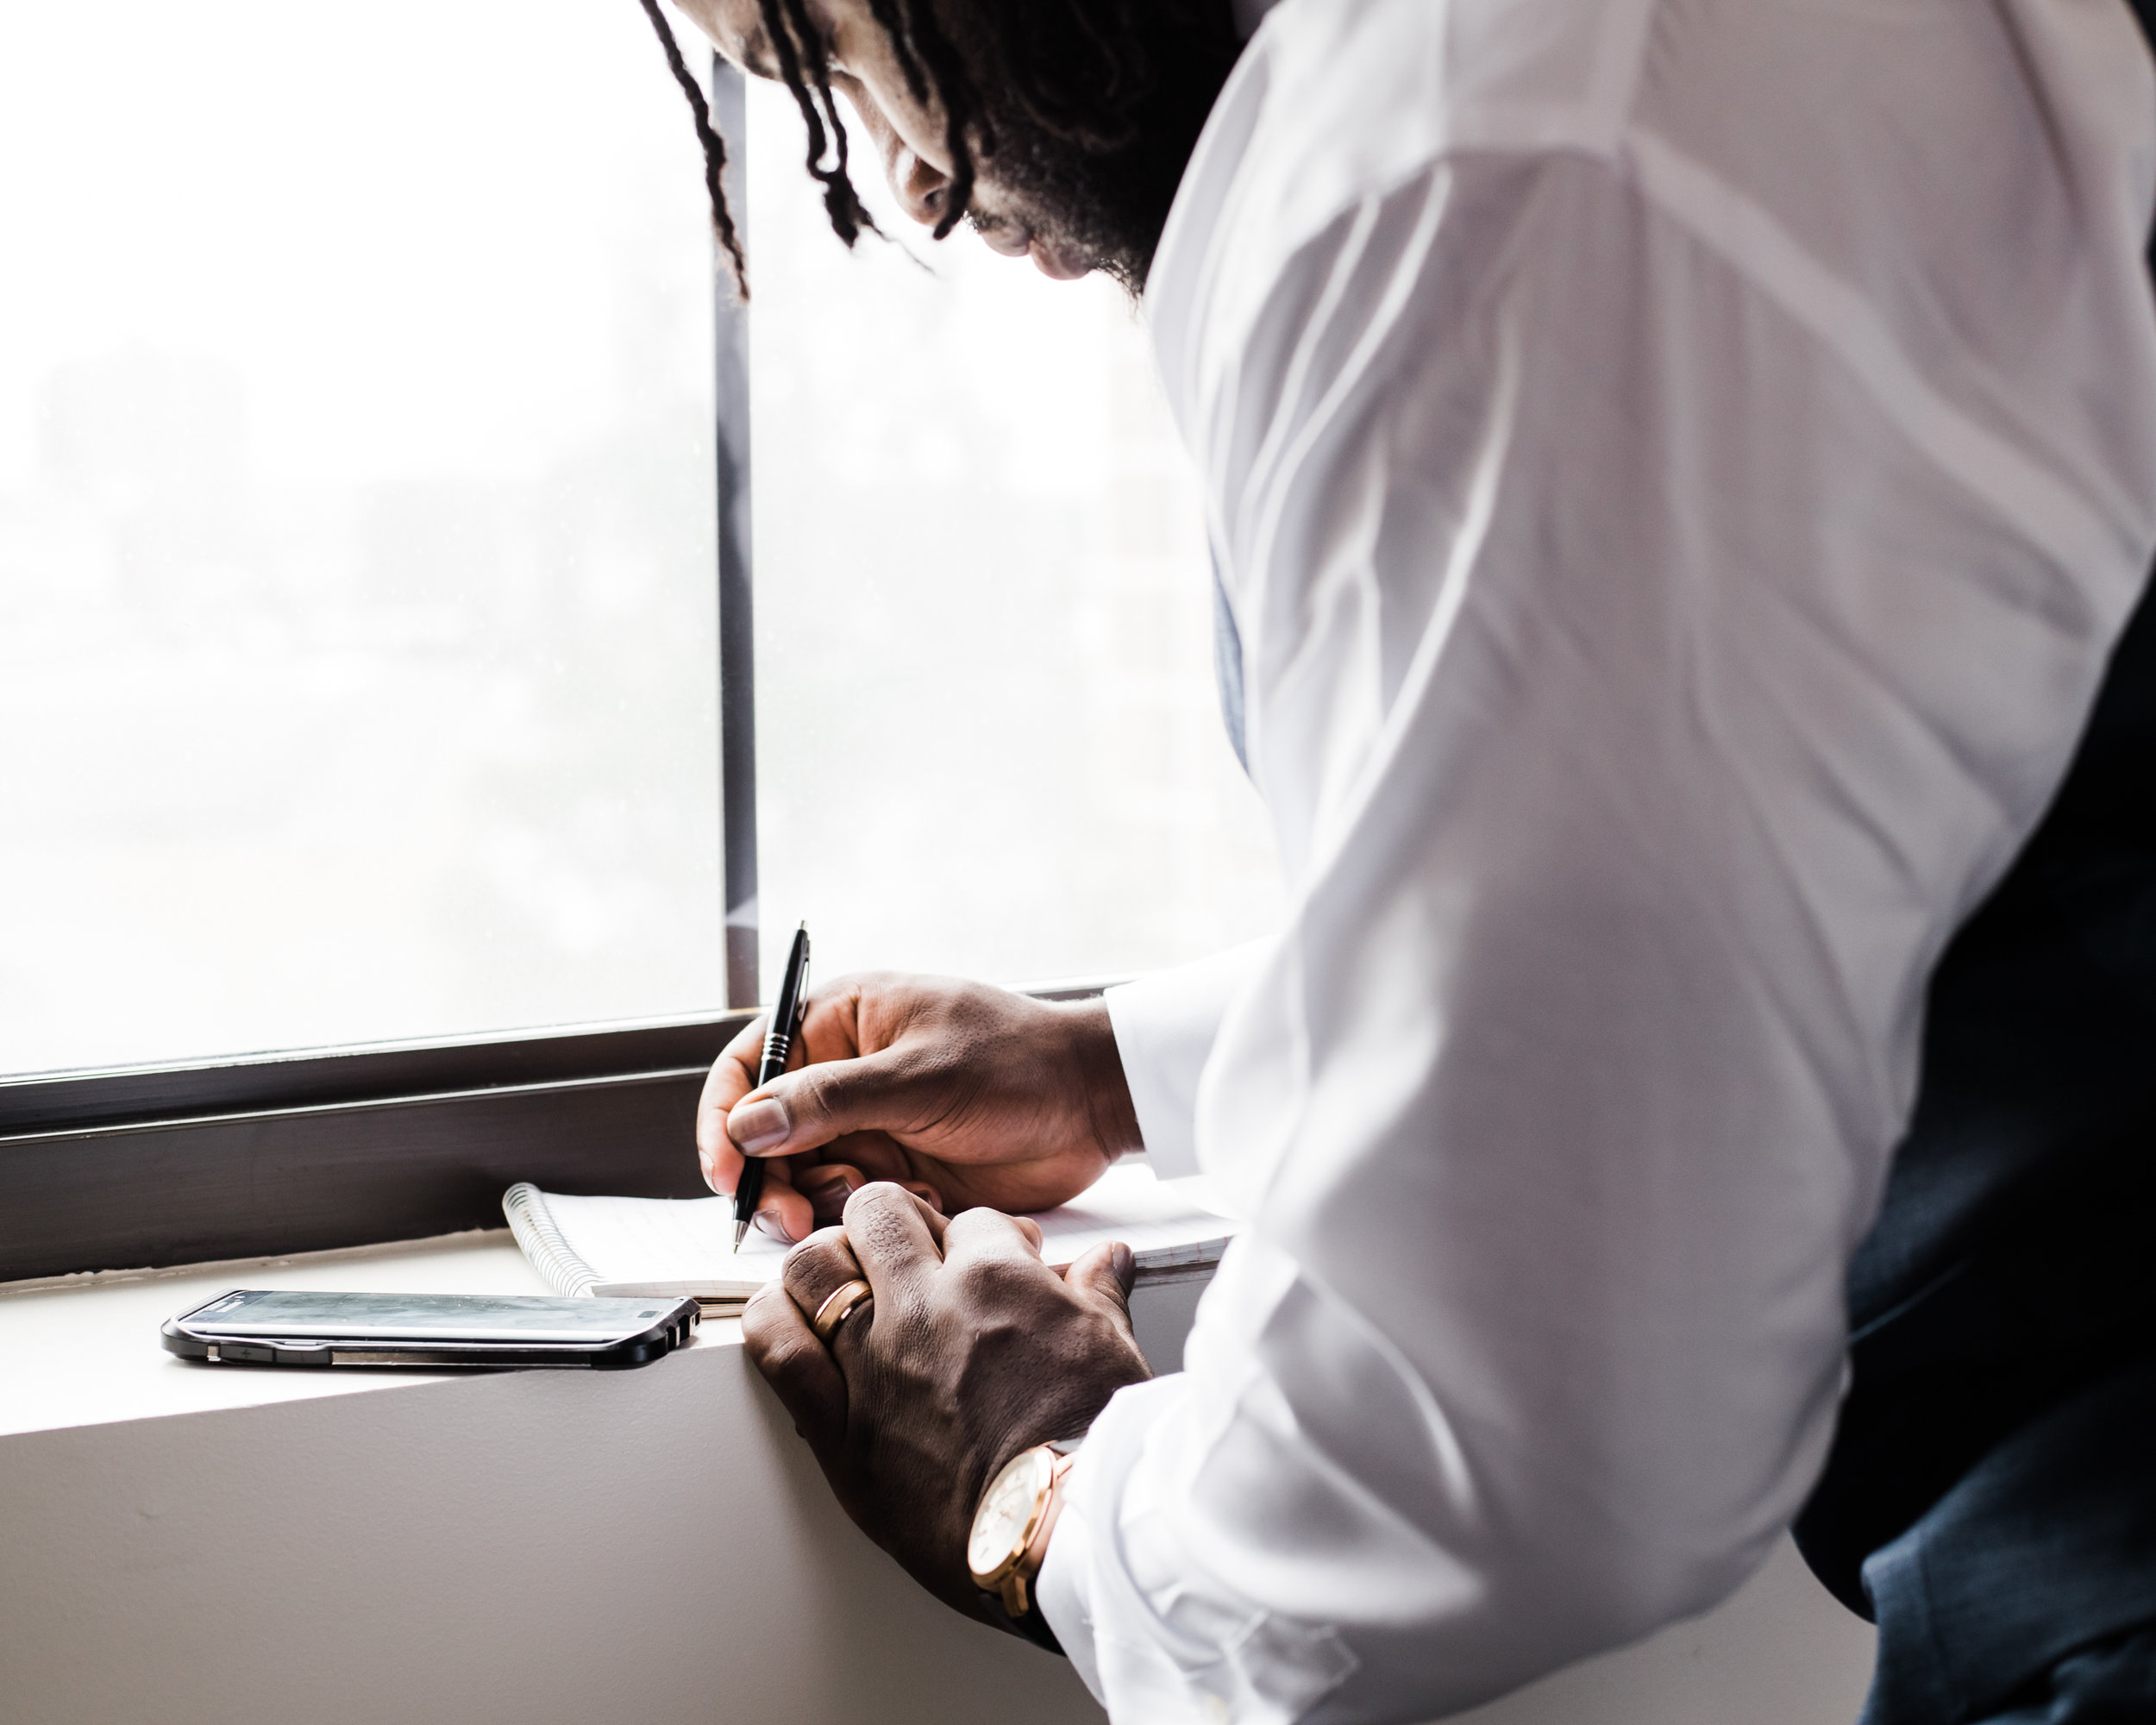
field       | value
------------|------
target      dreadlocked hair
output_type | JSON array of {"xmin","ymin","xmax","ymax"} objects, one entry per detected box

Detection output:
[
  {"xmin": 636, "ymin": 0, "xmax": 750, "ymax": 298},
  {"xmin": 642, "ymin": 0, "xmax": 1242, "ymax": 292},
  {"xmin": 754, "ymin": 0, "xmax": 888, "ymax": 248}
]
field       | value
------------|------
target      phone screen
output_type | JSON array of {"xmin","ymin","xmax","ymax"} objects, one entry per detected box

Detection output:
[{"xmin": 178, "ymin": 1289, "xmax": 670, "ymax": 1344}]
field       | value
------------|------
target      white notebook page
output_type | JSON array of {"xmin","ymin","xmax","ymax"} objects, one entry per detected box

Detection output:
[{"xmin": 516, "ymin": 1163, "xmax": 1238, "ymax": 1302}]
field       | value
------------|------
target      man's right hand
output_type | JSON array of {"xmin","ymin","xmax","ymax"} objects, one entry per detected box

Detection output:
[{"xmin": 696, "ymin": 973, "xmax": 1143, "ymax": 1244}]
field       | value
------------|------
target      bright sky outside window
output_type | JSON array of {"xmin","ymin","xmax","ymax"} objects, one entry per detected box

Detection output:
[
  {"xmin": 743, "ymin": 81, "xmax": 1282, "ymax": 995},
  {"xmin": 0, "ymin": 4, "xmax": 726, "ymax": 1075},
  {"xmin": 0, "ymin": 9, "xmax": 1282, "ymax": 1082}
]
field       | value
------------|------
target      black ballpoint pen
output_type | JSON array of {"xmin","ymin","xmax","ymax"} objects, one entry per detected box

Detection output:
[{"xmin": 734, "ymin": 922, "xmax": 811, "ymax": 1251}]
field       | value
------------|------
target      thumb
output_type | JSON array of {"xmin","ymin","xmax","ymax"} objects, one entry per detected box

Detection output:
[
  {"xmin": 725, "ymin": 1045, "xmax": 927, "ymax": 1158},
  {"xmin": 1063, "ymin": 1240, "xmax": 1142, "ymax": 1351}
]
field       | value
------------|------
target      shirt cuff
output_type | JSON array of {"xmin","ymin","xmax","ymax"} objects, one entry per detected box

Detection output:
[
  {"xmin": 1033, "ymin": 1376, "xmax": 1190, "ymax": 1710},
  {"xmin": 1103, "ymin": 941, "xmax": 1269, "ymax": 1181},
  {"xmin": 1034, "ymin": 1457, "xmax": 1103, "ymax": 1700}
]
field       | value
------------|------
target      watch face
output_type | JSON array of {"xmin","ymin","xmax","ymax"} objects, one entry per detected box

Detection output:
[{"xmin": 968, "ymin": 1448, "xmax": 1051, "ymax": 1581}]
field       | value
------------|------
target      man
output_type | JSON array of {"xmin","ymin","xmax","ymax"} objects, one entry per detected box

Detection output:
[{"xmin": 661, "ymin": 0, "xmax": 2156, "ymax": 1719}]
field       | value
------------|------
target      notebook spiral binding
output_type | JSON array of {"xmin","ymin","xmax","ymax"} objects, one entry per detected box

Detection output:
[{"xmin": 502, "ymin": 1182, "xmax": 604, "ymax": 1298}]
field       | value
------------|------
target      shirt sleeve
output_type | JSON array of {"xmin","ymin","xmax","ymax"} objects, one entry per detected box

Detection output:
[
  {"xmin": 1035, "ymin": 6, "xmax": 2156, "ymax": 1717},
  {"xmin": 1103, "ymin": 943, "xmax": 1269, "ymax": 1180}
]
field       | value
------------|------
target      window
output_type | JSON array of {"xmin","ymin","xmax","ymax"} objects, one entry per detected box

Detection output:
[
  {"xmin": 743, "ymin": 80, "xmax": 1279, "ymax": 997},
  {"xmin": 2, "ymin": 2, "xmax": 727, "ymax": 1076},
  {"xmin": 0, "ymin": 12, "xmax": 1279, "ymax": 1282}
]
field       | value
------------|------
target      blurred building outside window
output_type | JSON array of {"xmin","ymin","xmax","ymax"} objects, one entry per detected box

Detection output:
[{"xmin": 0, "ymin": 6, "xmax": 1280, "ymax": 1082}]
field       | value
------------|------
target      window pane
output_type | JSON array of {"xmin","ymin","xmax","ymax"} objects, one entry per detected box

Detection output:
[
  {"xmin": 0, "ymin": 5, "xmax": 725, "ymax": 1075},
  {"xmin": 746, "ymin": 85, "xmax": 1282, "ymax": 994}
]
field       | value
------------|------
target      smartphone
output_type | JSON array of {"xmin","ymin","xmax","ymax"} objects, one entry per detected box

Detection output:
[{"xmin": 161, "ymin": 1289, "xmax": 700, "ymax": 1371}]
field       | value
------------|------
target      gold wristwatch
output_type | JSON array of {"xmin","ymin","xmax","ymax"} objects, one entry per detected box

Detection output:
[{"xmin": 968, "ymin": 1437, "xmax": 1081, "ymax": 1653}]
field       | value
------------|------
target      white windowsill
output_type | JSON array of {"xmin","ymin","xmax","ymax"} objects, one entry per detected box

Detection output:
[
  {"xmin": 0, "ymin": 1227, "xmax": 739, "ymax": 1440},
  {"xmin": 0, "ymin": 1226, "xmax": 1876, "ymax": 1725}
]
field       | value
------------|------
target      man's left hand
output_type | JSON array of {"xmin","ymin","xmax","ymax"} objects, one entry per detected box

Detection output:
[{"xmin": 741, "ymin": 1182, "xmax": 1153, "ymax": 1618}]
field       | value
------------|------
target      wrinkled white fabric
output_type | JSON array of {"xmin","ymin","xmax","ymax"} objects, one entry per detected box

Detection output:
[
  {"xmin": 1037, "ymin": 1, "xmax": 2156, "ymax": 1720},
  {"xmin": 1106, "ymin": 942, "xmax": 1269, "ymax": 1178}
]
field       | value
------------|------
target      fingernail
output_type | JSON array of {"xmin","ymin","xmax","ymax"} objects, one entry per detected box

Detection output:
[
  {"xmin": 1111, "ymin": 1242, "xmax": 1136, "ymax": 1289},
  {"xmin": 730, "ymin": 1096, "xmax": 790, "ymax": 1155},
  {"xmin": 699, "ymin": 1153, "xmax": 719, "ymax": 1196}
]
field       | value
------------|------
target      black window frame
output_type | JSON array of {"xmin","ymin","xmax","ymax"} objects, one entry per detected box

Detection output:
[
  {"xmin": 0, "ymin": 63, "xmax": 945, "ymax": 1285},
  {"xmin": 0, "ymin": 1016, "xmax": 749, "ymax": 1283}
]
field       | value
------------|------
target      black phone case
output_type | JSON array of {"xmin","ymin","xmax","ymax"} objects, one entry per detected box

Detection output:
[{"xmin": 160, "ymin": 1293, "xmax": 700, "ymax": 1371}]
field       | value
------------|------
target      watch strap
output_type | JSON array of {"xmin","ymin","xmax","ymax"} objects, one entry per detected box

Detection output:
[{"xmin": 979, "ymin": 1587, "xmax": 1066, "ymax": 1657}]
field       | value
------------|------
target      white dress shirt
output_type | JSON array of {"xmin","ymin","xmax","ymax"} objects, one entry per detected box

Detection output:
[{"xmin": 1037, "ymin": 1, "xmax": 2156, "ymax": 1720}]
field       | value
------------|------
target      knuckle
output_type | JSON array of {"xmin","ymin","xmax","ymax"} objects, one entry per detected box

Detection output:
[
  {"xmin": 792, "ymin": 1065, "xmax": 849, "ymax": 1120},
  {"xmin": 842, "ymin": 1182, "xmax": 933, "ymax": 1260},
  {"xmin": 955, "ymin": 1252, "xmax": 1038, "ymax": 1304},
  {"xmin": 779, "ymin": 1228, "xmax": 859, "ymax": 1299},
  {"xmin": 738, "ymin": 1295, "xmax": 778, "ymax": 1350},
  {"xmin": 755, "ymin": 1331, "xmax": 824, "ymax": 1388},
  {"xmin": 739, "ymin": 1293, "xmax": 799, "ymax": 1364},
  {"xmin": 742, "ymin": 1281, "xmax": 787, "ymax": 1322},
  {"xmin": 942, "ymin": 1208, "xmax": 1001, "ymax": 1245},
  {"xmin": 841, "ymin": 1178, "xmax": 910, "ymax": 1225}
]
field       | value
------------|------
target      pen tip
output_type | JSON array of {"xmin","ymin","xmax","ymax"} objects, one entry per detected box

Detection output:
[{"xmin": 732, "ymin": 1219, "xmax": 749, "ymax": 1253}]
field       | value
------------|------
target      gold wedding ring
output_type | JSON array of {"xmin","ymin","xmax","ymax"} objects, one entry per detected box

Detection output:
[{"xmin": 811, "ymin": 1278, "xmax": 874, "ymax": 1343}]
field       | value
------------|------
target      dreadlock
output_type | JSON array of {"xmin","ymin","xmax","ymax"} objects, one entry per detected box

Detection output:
[
  {"xmin": 635, "ymin": 0, "xmax": 750, "ymax": 298},
  {"xmin": 753, "ymin": 0, "xmax": 885, "ymax": 248},
  {"xmin": 638, "ymin": 0, "xmax": 1240, "ymax": 293}
]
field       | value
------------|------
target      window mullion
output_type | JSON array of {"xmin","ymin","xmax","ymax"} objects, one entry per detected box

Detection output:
[{"xmin": 712, "ymin": 54, "xmax": 761, "ymax": 1012}]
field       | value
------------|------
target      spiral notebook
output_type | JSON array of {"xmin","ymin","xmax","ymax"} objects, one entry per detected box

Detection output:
[{"xmin": 502, "ymin": 1162, "xmax": 1239, "ymax": 1314}]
